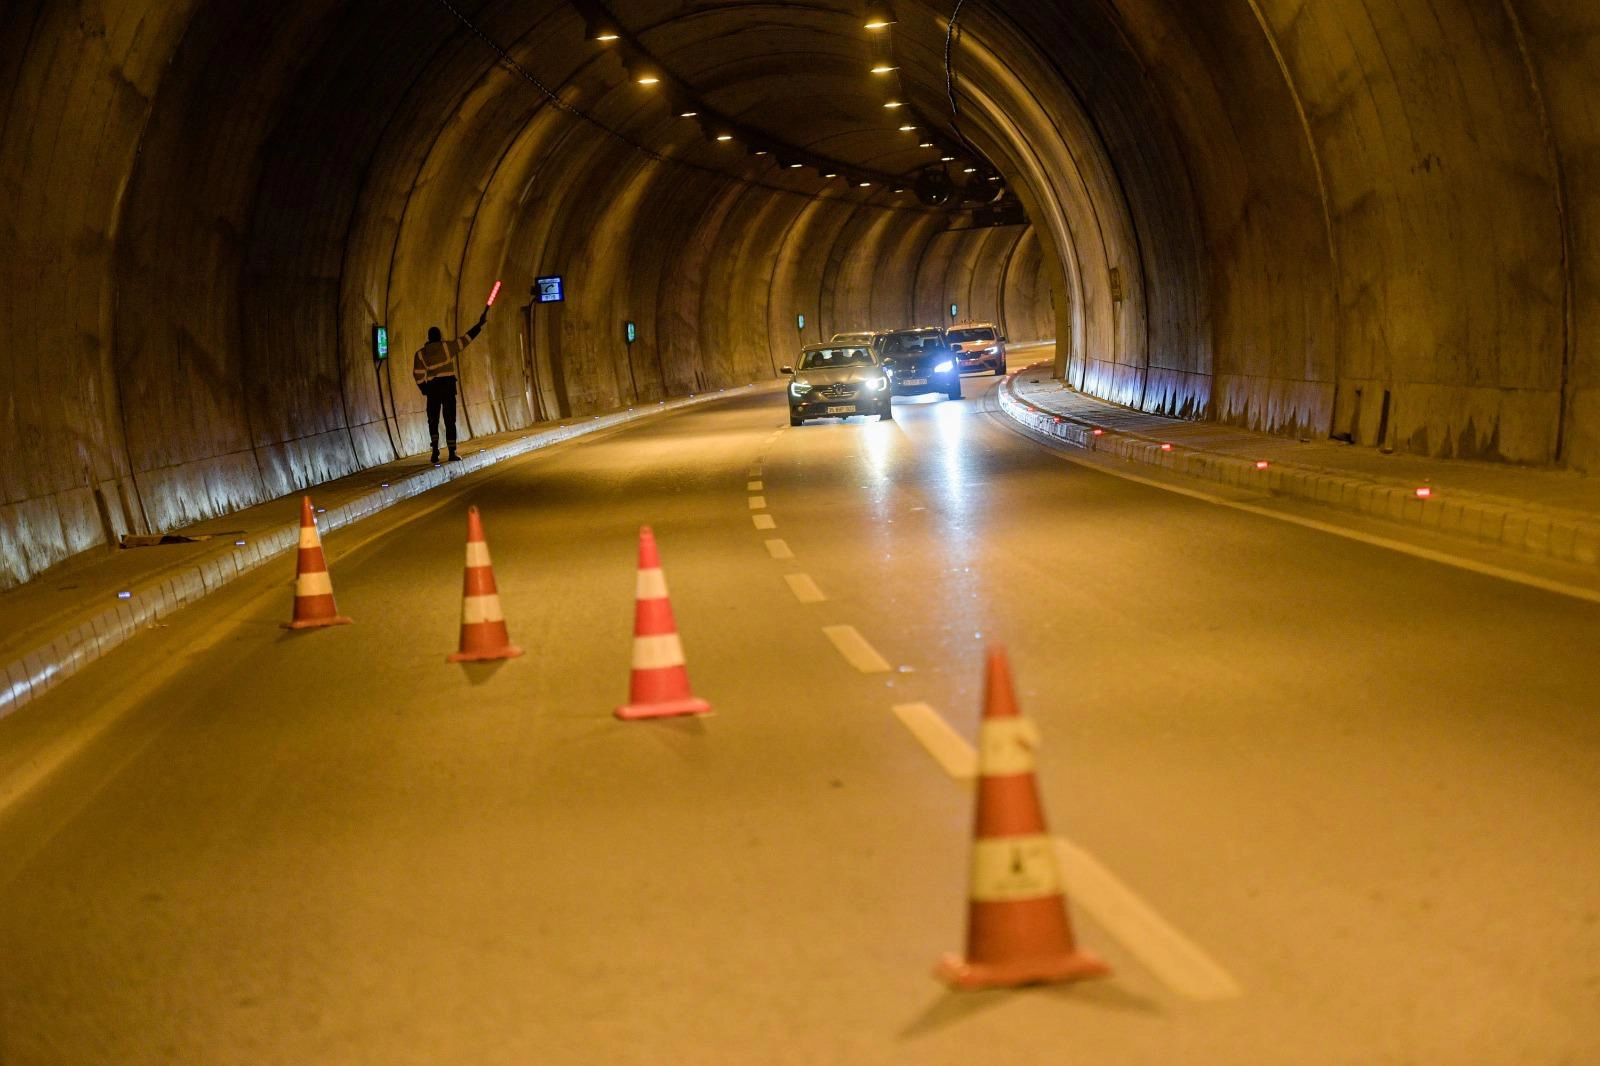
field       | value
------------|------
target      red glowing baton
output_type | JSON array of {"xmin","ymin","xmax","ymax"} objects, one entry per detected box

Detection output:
[{"xmin": 486, "ymin": 280, "xmax": 503, "ymax": 306}]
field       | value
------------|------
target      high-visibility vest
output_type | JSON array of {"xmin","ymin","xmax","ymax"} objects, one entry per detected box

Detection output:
[{"xmin": 413, "ymin": 334, "xmax": 474, "ymax": 386}]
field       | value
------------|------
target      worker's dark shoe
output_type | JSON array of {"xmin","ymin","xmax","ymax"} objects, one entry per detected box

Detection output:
[
  {"xmin": 448, "ymin": 451, "xmax": 462, "ymax": 463},
  {"xmin": 430, "ymin": 448, "xmax": 440, "ymax": 464}
]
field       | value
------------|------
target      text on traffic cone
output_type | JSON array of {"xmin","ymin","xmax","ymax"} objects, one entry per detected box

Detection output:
[{"xmin": 935, "ymin": 647, "xmax": 1108, "ymax": 990}]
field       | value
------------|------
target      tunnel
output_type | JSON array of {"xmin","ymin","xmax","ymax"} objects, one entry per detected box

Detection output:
[{"xmin": 3, "ymin": 0, "xmax": 1596, "ymax": 590}]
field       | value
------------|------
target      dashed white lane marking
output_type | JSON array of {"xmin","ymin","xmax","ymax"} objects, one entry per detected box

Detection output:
[
  {"xmin": 765, "ymin": 539, "xmax": 794, "ymax": 560},
  {"xmin": 891, "ymin": 703, "xmax": 976, "ymax": 780},
  {"xmin": 749, "ymin": 496, "xmax": 767, "ymax": 510},
  {"xmin": 784, "ymin": 573, "xmax": 826, "ymax": 603},
  {"xmin": 1052, "ymin": 839, "xmax": 1244, "ymax": 1003},
  {"xmin": 749, "ymin": 467, "xmax": 762, "ymax": 478},
  {"xmin": 753, "ymin": 514, "xmax": 777, "ymax": 531},
  {"xmin": 822, "ymin": 625, "xmax": 892, "ymax": 673},
  {"xmin": 747, "ymin": 481, "xmax": 764, "ymax": 491},
  {"xmin": 891, "ymin": 701, "xmax": 1243, "ymax": 1003}
]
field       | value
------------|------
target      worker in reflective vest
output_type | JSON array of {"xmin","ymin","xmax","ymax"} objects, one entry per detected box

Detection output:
[{"xmin": 413, "ymin": 307, "xmax": 487, "ymax": 464}]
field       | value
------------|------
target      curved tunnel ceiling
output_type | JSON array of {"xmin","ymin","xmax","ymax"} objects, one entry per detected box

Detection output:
[{"xmin": 1, "ymin": 0, "xmax": 1597, "ymax": 588}]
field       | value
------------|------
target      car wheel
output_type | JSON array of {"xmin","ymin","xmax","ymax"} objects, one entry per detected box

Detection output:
[
  {"xmin": 993, "ymin": 361, "xmax": 1006, "ymax": 376},
  {"xmin": 947, "ymin": 382, "xmax": 962, "ymax": 400},
  {"xmin": 789, "ymin": 412, "xmax": 803, "ymax": 427}
]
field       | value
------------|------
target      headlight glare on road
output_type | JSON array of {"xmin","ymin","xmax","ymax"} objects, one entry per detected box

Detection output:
[{"xmin": 934, "ymin": 359, "xmax": 954, "ymax": 373}]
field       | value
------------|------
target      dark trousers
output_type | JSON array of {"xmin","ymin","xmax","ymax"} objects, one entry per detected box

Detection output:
[{"xmin": 423, "ymin": 376, "xmax": 457, "ymax": 451}]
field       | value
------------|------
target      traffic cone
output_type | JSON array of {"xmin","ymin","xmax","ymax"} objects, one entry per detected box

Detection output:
[
  {"xmin": 935, "ymin": 647, "xmax": 1109, "ymax": 990},
  {"xmin": 447, "ymin": 505, "xmax": 523, "ymax": 663},
  {"xmin": 281, "ymin": 496, "xmax": 353, "ymax": 629},
  {"xmin": 615, "ymin": 526, "xmax": 711, "ymax": 720}
]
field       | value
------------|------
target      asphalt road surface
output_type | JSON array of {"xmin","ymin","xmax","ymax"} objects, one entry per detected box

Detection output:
[{"xmin": 1, "ymin": 375, "xmax": 1596, "ymax": 1065}]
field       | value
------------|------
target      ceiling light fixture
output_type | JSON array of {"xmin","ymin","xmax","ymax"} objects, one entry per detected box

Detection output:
[
  {"xmin": 883, "ymin": 100, "xmax": 905, "ymax": 109},
  {"xmin": 585, "ymin": 17, "xmax": 621, "ymax": 42},
  {"xmin": 864, "ymin": 2, "xmax": 897, "ymax": 30},
  {"xmin": 871, "ymin": 64, "xmax": 898, "ymax": 74},
  {"xmin": 899, "ymin": 124, "xmax": 917, "ymax": 132}
]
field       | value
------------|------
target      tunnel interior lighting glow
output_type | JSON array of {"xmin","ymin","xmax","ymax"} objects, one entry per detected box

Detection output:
[
  {"xmin": 857, "ymin": 180, "xmax": 872, "ymax": 187},
  {"xmin": 899, "ymin": 124, "xmax": 917, "ymax": 132},
  {"xmin": 940, "ymin": 155, "xmax": 956, "ymax": 162},
  {"xmin": 678, "ymin": 108, "xmax": 698, "ymax": 118},
  {"xmin": 864, "ymin": 2, "xmax": 897, "ymax": 30},
  {"xmin": 1255, "ymin": 460, "xmax": 1269, "ymax": 469},
  {"xmin": 871, "ymin": 64, "xmax": 898, "ymax": 74},
  {"xmin": 716, "ymin": 133, "xmax": 734, "ymax": 141},
  {"xmin": 919, "ymin": 141, "xmax": 935, "ymax": 149},
  {"xmin": 963, "ymin": 166, "xmax": 977, "ymax": 173},
  {"xmin": 883, "ymin": 100, "xmax": 905, "ymax": 109},
  {"xmin": 586, "ymin": 18, "xmax": 621, "ymax": 42}
]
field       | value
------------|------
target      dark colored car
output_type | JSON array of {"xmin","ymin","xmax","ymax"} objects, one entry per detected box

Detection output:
[
  {"xmin": 781, "ymin": 343, "xmax": 893, "ymax": 425},
  {"xmin": 947, "ymin": 323, "xmax": 1008, "ymax": 375},
  {"xmin": 878, "ymin": 327, "xmax": 961, "ymax": 401}
]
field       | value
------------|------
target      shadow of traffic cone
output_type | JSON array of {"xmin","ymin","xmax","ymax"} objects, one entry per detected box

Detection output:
[
  {"xmin": 447, "ymin": 506, "xmax": 524, "ymax": 663},
  {"xmin": 615, "ymin": 526, "xmax": 711, "ymax": 721},
  {"xmin": 936, "ymin": 647, "xmax": 1109, "ymax": 990},
  {"xmin": 282, "ymin": 496, "xmax": 353, "ymax": 630}
]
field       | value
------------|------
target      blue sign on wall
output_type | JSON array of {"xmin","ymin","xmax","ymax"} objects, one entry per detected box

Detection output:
[
  {"xmin": 535, "ymin": 276, "xmax": 565, "ymax": 303},
  {"xmin": 797, "ymin": 313, "xmax": 806, "ymax": 331},
  {"xmin": 625, "ymin": 321, "xmax": 637, "ymax": 344}
]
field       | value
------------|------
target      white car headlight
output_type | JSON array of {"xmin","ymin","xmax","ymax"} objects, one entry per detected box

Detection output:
[
  {"xmin": 865, "ymin": 375, "xmax": 887, "ymax": 392},
  {"xmin": 790, "ymin": 379, "xmax": 813, "ymax": 396},
  {"xmin": 934, "ymin": 359, "xmax": 954, "ymax": 373}
]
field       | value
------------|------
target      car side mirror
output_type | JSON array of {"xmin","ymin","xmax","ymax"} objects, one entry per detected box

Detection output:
[
  {"xmin": 780, "ymin": 365, "xmax": 794, "ymax": 375},
  {"xmin": 1000, "ymin": 335, "xmax": 1009, "ymax": 343}
]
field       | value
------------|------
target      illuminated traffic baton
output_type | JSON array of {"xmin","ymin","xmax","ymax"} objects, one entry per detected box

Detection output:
[{"xmin": 486, "ymin": 280, "xmax": 503, "ymax": 307}]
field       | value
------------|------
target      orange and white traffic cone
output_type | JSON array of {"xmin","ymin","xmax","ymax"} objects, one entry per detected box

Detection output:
[
  {"xmin": 615, "ymin": 526, "xmax": 711, "ymax": 720},
  {"xmin": 447, "ymin": 506, "xmax": 523, "ymax": 663},
  {"xmin": 282, "ymin": 496, "xmax": 353, "ymax": 630},
  {"xmin": 936, "ymin": 647, "xmax": 1109, "ymax": 990}
]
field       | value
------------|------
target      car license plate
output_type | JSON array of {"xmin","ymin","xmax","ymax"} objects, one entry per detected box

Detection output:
[
  {"xmin": 902, "ymin": 377, "xmax": 927, "ymax": 386},
  {"xmin": 825, "ymin": 404, "xmax": 857, "ymax": 414}
]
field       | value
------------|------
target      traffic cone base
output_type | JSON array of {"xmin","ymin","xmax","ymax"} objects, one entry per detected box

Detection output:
[
  {"xmin": 615, "ymin": 695, "xmax": 711, "ymax": 721},
  {"xmin": 447, "ymin": 506, "xmax": 521, "ymax": 663},
  {"xmin": 282, "ymin": 613, "xmax": 352, "ymax": 631},
  {"xmin": 935, "ymin": 947, "xmax": 1110, "ymax": 991}
]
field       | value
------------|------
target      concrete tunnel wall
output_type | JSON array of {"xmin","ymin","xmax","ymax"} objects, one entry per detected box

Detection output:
[
  {"xmin": 4, "ymin": 0, "xmax": 1600, "ymax": 591},
  {"xmin": 0, "ymin": 0, "xmax": 1044, "ymax": 589}
]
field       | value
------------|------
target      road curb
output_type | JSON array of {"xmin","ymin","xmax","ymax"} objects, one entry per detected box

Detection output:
[
  {"xmin": 996, "ymin": 375, "xmax": 1600, "ymax": 569},
  {"xmin": 0, "ymin": 391, "xmax": 743, "ymax": 722}
]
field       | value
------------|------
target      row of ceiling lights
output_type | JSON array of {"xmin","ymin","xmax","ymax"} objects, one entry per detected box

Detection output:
[{"xmin": 576, "ymin": 1, "xmax": 991, "ymax": 199}]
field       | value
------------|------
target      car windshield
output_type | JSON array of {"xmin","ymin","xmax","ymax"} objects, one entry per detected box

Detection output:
[
  {"xmin": 799, "ymin": 346, "xmax": 875, "ymax": 370},
  {"xmin": 880, "ymin": 332, "xmax": 945, "ymax": 356},
  {"xmin": 947, "ymin": 328, "xmax": 995, "ymax": 344}
]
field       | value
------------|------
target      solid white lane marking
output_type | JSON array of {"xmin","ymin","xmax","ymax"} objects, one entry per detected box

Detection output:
[
  {"xmin": 753, "ymin": 514, "xmax": 777, "ymax": 530},
  {"xmin": 747, "ymin": 481, "xmax": 764, "ymax": 491},
  {"xmin": 765, "ymin": 539, "xmax": 794, "ymax": 560},
  {"xmin": 749, "ymin": 496, "xmax": 767, "ymax": 510},
  {"xmin": 1053, "ymin": 838, "xmax": 1244, "ymax": 1003},
  {"xmin": 890, "ymin": 700, "xmax": 1242, "ymax": 1003},
  {"xmin": 822, "ymin": 625, "xmax": 891, "ymax": 673},
  {"xmin": 891, "ymin": 703, "xmax": 976, "ymax": 780},
  {"xmin": 1022, "ymin": 421, "xmax": 1600, "ymax": 607},
  {"xmin": 784, "ymin": 573, "xmax": 826, "ymax": 603}
]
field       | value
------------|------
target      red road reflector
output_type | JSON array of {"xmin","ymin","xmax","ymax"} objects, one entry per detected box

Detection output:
[
  {"xmin": 1160, "ymin": 443, "xmax": 1173, "ymax": 452},
  {"xmin": 1256, "ymin": 460, "xmax": 1270, "ymax": 470},
  {"xmin": 1416, "ymin": 486, "xmax": 1433, "ymax": 499},
  {"xmin": 1091, "ymin": 428, "xmax": 1104, "ymax": 437}
]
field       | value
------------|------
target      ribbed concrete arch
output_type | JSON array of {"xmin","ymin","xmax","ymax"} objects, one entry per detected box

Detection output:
[{"xmin": 5, "ymin": 0, "xmax": 1600, "ymax": 589}]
